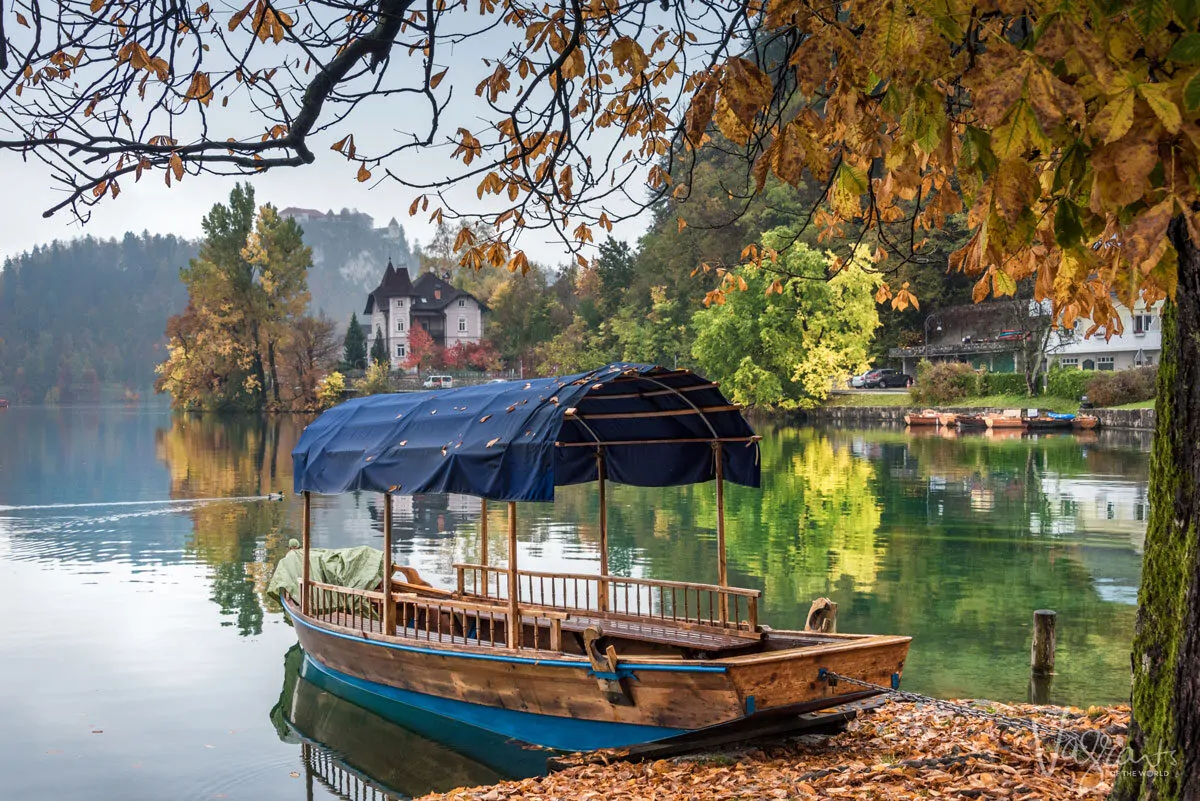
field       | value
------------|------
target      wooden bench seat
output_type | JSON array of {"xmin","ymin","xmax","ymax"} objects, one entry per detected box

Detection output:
[{"xmin": 561, "ymin": 614, "xmax": 760, "ymax": 652}]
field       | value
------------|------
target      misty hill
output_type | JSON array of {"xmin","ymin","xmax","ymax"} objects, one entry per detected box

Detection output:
[{"xmin": 280, "ymin": 207, "xmax": 414, "ymax": 324}]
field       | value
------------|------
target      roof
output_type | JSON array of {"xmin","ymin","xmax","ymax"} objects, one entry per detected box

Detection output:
[
  {"xmin": 411, "ymin": 271, "xmax": 474, "ymax": 311},
  {"xmin": 292, "ymin": 363, "xmax": 760, "ymax": 502},
  {"xmin": 364, "ymin": 260, "xmax": 415, "ymax": 314}
]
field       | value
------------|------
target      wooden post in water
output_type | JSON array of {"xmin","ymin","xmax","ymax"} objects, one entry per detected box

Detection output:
[
  {"xmin": 1031, "ymin": 609, "xmax": 1057, "ymax": 674},
  {"xmin": 301, "ymin": 490, "xmax": 311, "ymax": 615},
  {"xmin": 382, "ymin": 492, "xmax": 395, "ymax": 635},
  {"xmin": 714, "ymin": 442, "xmax": 728, "ymax": 626},
  {"xmin": 480, "ymin": 498, "xmax": 489, "ymax": 566},
  {"xmin": 597, "ymin": 447, "xmax": 609, "ymax": 612},
  {"xmin": 1029, "ymin": 609, "xmax": 1057, "ymax": 704},
  {"xmin": 507, "ymin": 501, "xmax": 520, "ymax": 649}
]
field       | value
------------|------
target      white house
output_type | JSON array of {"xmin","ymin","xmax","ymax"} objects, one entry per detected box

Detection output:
[
  {"xmin": 1051, "ymin": 299, "xmax": 1163, "ymax": 371},
  {"xmin": 363, "ymin": 260, "xmax": 485, "ymax": 369}
]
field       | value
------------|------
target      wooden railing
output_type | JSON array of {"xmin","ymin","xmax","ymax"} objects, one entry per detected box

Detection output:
[
  {"xmin": 453, "ymin": 564, "xmax": 760, "ymax": 632},
  {"xmin": 302, "ymin": 580, "xmax": 565, "ymax": 650},
  {"xmin": 306, "ymin": 581, "xmax": 385, "ymax": 630},
  {"xmin": 301, "ymin": 742, "xmax": 399, "ymax": 801}
]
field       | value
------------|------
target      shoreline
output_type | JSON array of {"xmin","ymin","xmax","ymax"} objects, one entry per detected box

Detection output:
[
  {"xmin": 801, "ymin": 404, "xmax": 1156, "ymax": 431},
  {"xmin": 415, "ymin": 699, "xmax": 1129, "ymax": 801}
]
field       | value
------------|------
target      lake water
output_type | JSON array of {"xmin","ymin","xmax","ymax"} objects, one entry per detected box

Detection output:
[{"xmin": 0, "ymin": 405, "xmax": 1149, "ymax": 799}]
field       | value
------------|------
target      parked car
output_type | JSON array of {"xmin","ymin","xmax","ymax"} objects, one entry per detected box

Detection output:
[
  {"xmin": 861, "ymin": 368, "xmax": 914, "ymax": 388},
  {"xmin": 422, "ymin": 375, "xmax": 454, "ymax": 389},
  {"xmin": 848, "ymin": 372, "xmax": 868, "ymax": 388}
]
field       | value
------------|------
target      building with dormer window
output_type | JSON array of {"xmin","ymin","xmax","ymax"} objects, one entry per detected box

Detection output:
[{"xmin": 363, "ymin": 260, "xmax": 484, "ymax": 368}]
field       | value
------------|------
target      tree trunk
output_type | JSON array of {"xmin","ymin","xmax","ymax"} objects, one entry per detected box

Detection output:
[
  {"xmin": 1113, "ymin": 216, "xmax": 1200, "ymax": 801},
  {"xmin": 268, "ymin": 339, "xmax": 280, "ymax": 405}
]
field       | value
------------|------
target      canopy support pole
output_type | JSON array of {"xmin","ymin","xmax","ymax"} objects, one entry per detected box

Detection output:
[
  {"xmin": 301, "ymin": 491, "xmax": 311, "ymax": 615},
  {"xmin": 597, "ymin": 447, "xmax": 609, "ymax": 612},
  {"xmin": 714, "ymin": 443, "xmax": 728, "ymax": 626},
  {"xmin": 480, "ymin": 498, "xmax": 489, "ymax": 566},
  {"xmin": 382, "ymin": 492, "xmax": 395, "ymax": 635},
  {"xmin": 507, "ymin": 501, "xmax": 520, "ymax": 650}
]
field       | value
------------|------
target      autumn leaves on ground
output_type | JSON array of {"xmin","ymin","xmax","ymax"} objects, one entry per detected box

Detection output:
[{"xmin": 418, "ymin": 701, "xmax": 1129, "ymax": 801}]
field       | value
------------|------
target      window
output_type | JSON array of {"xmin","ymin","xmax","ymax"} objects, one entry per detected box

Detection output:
[
  {"xmin": 397, "ymin": 319, "xmax": 405, "ymax": 332},
  {"xmin": 458, "ymin": 299, "xmax": 466, "ymax": 307},
  {"xmin": 395, "ymin": 298, "xmax": 404, "ymax": 308},
  {"xmin": 1059, "ymin": 357, "xmax": 1079, "ymax": 368},
  {"xmin": 396, "ymin": 344, "xmax": 406, "ymax": 357},
  {"xmin": 458, "ymin": 316, "xmax": 467, "ymax": 332},
  {"xmin": 1082, "ymin": 358, "xmax": 1095, "ymax": 370},
  {"xmin": 1098, "ymin": 356, "xmax": 1115, "ymax": 371}
]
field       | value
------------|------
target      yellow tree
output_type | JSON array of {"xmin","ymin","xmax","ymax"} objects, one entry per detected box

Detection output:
[{"xmin": 2, "ymin": 1, "xmax": 1198, "ymax": 795}]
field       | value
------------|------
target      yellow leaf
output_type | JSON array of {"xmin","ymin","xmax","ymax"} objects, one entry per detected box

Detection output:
[
  {"xmin": 487, "ymin": 438, "xmax": 501, "ymax": 448},
  {"xmin": 993, "ymin": 269, "xmax": 1017, "ymax": 296},
  {"xmin": 1093, "ymin": 89, "xmax": 1135, "ymax": 144},
  {"xmin": 1138, "ymin": 82, "xmax": 1182, "ymax": 133},
  {"xmin": 677, "ymin": 217, "xmax": 687, "ymax": 233}
]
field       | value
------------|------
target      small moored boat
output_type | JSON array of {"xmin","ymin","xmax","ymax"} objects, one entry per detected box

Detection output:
[
  {"xmin": 1026, "ymin": 413, "xmax": 1075, "ymax": 431},
  {"xmin": 904, "ymin": 409, "xmax": 941, "ymax": 426},
  {"xmin": 984, "ymin": 410, "xmax": 1025, "ymax": 429},
  {"xmin": 276, "ymin": 364, "xmax": 911, "ymax": 752},
  {"xmin": 956, "ymin": 414, "xmax": 988, "ymax": 430},
  {"xmin": 1073, "ymin": 415, "xmax": 1100, "ymax": 430}
]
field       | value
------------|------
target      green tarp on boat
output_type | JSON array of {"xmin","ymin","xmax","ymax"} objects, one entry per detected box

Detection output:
[{"xmin": 267, "ymin": 546, "xmax": 385, "ymax": 602}]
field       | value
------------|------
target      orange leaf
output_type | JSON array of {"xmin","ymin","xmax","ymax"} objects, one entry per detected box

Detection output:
[
  {"xmin": 356, "ymin": 163, "xmax": 372, "ymax": 182},
  {"xmin": 169, "ymin": 152, "xmax": 184, "ymax": 181}
]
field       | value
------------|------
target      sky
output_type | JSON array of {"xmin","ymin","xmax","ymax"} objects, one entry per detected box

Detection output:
[{"xmin": 0, "ymin": 146, "xmax": 653, "ymax": 270}]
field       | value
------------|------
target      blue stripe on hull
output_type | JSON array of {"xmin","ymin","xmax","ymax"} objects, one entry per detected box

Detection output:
[{"xmin": 303, "ymin": 655, "xmax": 688, "ymax": 752}]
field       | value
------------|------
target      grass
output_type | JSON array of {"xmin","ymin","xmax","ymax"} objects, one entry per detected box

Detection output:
[
  {"xmin": 824, "ymin": 392, "xmax": 911, "ymax": 407},
  {"xmin": 822, "ymin": 392, "xmax": 1080, "ymax": 412},
  {"xmin": 1103, "ymin": 399, "xmax": 1155, "ymax": 410}
]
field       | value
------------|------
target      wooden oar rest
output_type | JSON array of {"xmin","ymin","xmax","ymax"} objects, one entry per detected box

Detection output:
[{"xmin": 559, "ymin": 613, "xmax": 760, "ymax": 652}]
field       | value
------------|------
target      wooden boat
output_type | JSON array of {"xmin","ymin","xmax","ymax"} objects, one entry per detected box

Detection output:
[
  {"xmin": 1073, "ymin": 415, "xmax": 1100, "ymax": 430},
  {"xmin": 984, "ymin": 410, "xmax": 1025, "ymax": 429},
  {"xmin": 938, "ymin": 412, "xmax": 958, "ymax": 427},
  {"xmin": 278, "ymin": 364, "xmax": 911, "ymax": 752},
  {"xmin": 903, "ymin": 409, "xmax": 941, "ymax": 426},
  {"xmin": 956, "ymin": 414, "xmax": 988, "ymax": 430},
  {"xmin": 1025, "ymin": 414, "xmax": 1075, "ymax": 431}
]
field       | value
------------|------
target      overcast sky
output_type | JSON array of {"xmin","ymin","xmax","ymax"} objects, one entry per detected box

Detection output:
[{"xmin": 0, "ymin": 145, "xmax": 654, "ymax": 270}]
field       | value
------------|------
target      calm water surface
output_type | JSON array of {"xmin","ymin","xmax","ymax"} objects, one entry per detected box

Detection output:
[{"xmin": 0, "ymin": 405, "xmax": 1149, "ymax": 799}]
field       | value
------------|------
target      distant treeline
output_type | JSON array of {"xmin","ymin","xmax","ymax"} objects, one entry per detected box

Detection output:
[{"xmin": 0, "ymin": 233, "xmax": 194, "ymax": 403}]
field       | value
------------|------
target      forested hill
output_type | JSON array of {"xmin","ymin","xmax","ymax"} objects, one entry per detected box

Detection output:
[{"xmin": 0, "ymin": 233, "xmax": 194, "ymax": 403}]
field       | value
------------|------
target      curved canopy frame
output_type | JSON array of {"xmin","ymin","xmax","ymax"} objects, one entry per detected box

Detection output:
[{"xmin": 292, "ymin": 363, "xmax": 760, "ymax": 502}]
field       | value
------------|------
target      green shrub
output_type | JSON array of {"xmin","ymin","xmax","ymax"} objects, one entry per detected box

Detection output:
[
  {"xmin": 981, "ymin": 372, "xmax": 1029, "ymax": 396},
  {"xmin": 353, "ymin": 362, "xmax": 393, "ymax": 396},
  {"xmin": 1086, "ymin": 366, "xmax": 1157, "ymax": 407},
  {"xmin": 910, "ymin": 361, "xmax": 981, "ymax": 405},
  {"xmin": 1046, "ymin": 367, "xmax": 1095, "ymax": 400}
]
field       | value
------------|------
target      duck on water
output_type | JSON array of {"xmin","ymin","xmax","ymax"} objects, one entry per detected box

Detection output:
[{"xmin": 270, "ymin": 363, "xmax": 911, "ymax": 753}]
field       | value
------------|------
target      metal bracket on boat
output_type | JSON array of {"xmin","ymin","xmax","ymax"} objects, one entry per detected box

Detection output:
[
  {"xmin": 583, "ymin": 626, "xmax": 635, "ymax": 706},
  {"xmin": 817, "ymin": 667, "xmax": 837, "ymax": 687}
]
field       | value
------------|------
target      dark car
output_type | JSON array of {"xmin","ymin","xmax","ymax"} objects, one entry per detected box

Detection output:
[{"xmin": 862, "ymin": 368, "xmax": 914, "ymax": 388}]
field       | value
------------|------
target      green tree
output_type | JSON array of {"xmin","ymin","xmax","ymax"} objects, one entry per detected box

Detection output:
[
  {"xmin": 369, "ymin": 329, "xmax": 387, "ymax": 367},
  {"xmin": 692, "ymin": 237, "xmax": 879, "ymax": 409},
  {"xmin": 341, "ymin": 312, "xmax": 367, "ymax": 370},
  {"xmin": 155, "ymin": 185, "xmax": 313, "ymax": 410}
]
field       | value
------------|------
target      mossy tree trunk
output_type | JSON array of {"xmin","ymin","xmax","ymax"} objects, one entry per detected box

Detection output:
[{"xmin": 1114, "ymin": 217, "xmax": 1200, "ymax": 801}]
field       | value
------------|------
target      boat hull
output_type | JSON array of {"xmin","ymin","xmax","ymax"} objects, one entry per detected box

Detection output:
[
  {"xmin": 903, "ymin": 414, "xmax": 940, "ymax": 426},
  {"xmin": 283, "ymin": 598, "xmax": 910, "ymax": 752}
]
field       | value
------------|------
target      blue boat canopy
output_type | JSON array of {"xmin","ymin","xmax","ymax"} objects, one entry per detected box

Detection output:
[{"xmin": 293, "ymin": 363, "xmax": 760, "ymax": 502}]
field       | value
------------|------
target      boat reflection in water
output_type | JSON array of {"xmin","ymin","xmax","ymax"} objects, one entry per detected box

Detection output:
[{"xmin": 271, "ymin": 645, "xmax": 550, "ymax": 800}]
